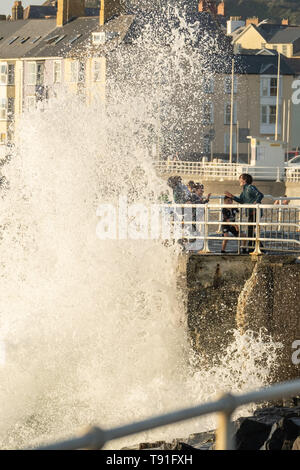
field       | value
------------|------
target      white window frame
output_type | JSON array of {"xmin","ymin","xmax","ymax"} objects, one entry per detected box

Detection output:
[
  {"xmin": 224, "ymin": 132, "xmax": 237, "ymax": 154},
  {"xmin": 203, "ymin": 77, "xmax": 214, "ymax": 94},
  {"xmin": 0, "ymin": 63, "xmax": 7, "ymax": 85},
  {"xmin": 26, "ymin": 96, "xmax": 36, "ymax": 111},
  {"xmin": 92, "ymin": 32, "xmax": 106, "ymax": 45},
  {"xmin": 36, "ymin": 62, "xmax": 44, "ymax": 86},
  {"xmin": 260, "ymin": 76, "xmax": 282, "ymax": 98},
  {"xmin": 0, "ymin": 98, "xmax": 7, "ymax": 120},
  {"xmin": 8, "ymin": 64, "xmax": 15, "ymax": 85},
  {"xmin": 70, "ymin": 60, "xmax": 79, "ymax": 83},
  {"xmin": 28, "ymin": 62, "xmax": 37, "ymax": 85},
  {"xmin": 53, "ymin": 60, "xmax": 62, "ymax": 84},
  {"xmin": 224, "ymin": 75, "xmax": 238, "ymax": 94},
  {"xmin": 261, "ymin": 104, "xmax": 279, "ymax": 125},
  {"xmin": 202, "ymin": 101, "xmax": 214, "ymax": 124},
  {"xmin": 93, "ymin": 58, "xmax": 103, "ymax": 82},
  {"xmin": 224, "ymin": 102, "xmax": 237, "ymax": 125}
]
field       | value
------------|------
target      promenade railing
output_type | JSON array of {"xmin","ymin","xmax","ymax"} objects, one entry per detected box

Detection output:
[
  {"xmin": 155, "ymin": 161, "xmax": 300, "ymax": 183},
  {"xmin": 158, "ymin": 198, "xmax": 300, "ymax": 255},
  {"xmin": 35, "ymin": 379, "xmax": 300, "ymax": 450}
]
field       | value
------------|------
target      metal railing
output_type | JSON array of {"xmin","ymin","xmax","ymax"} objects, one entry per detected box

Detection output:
[
  {"xmin": 159, "ymin": 200, "xmax": 300, "ymax": 255},
  {"xmin": 35, "ymin": 379, "xmax": 300, "ymax": 450},
  {"xmin": 155, "ymin": 160, "xmax": 300, "ymax": 182}
]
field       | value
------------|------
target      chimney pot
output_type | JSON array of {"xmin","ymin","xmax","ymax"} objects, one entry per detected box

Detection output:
[
  {"xmin": 246, "ymin": 17, "xmax": 259, "ymax": 26},
  {"xmin": 57, "ymin": 0, "xmax": 85, "ymax": 27},
  {"xmin": 100, "ymin": 0, "xmax": 122, "ymax": 25}
]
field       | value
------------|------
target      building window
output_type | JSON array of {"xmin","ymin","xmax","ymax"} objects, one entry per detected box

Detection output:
[
  {"xmin": 0, "ymin": 98, "xmax": 7, "ymax": 120},
  {"xmin": 7, "ymin": 97, "xmax": 14, "ymax": 121},
  {"xmin": 261, "ymin": 77, "xmax": 280, "ymax": 97},
  {"xmin": 70, "ymin": 61, "xmax": 79, "ymax": 82},
  {"xmin": 28, "ymin": 62, "xmax": 44, "ymax": 86},
  {"xmin": 224, "ymin": 102, "xmax": 237, "ymax": 125},
  {"xmin": 70, "ymin": 61, "xmax": 85, "ymax": 83},
  {"xmin": 270, "ymin": 78, "xmax": 277, "ymax": 96},
  {"xmin": 203, "ymin": 136, "xmax": 210, "ymax": 154},
  {"xmin": 224, "ymin": 133, "xmax": 237, "ymax": 154},
  {"xmin": 261, "ymin": 105, "xmax": 278, "ymax": 125},
  {"xmin": 26, "ymin": 96, "xmax": 36, "ymax": 110},
  {"xmin": 78, "ymin": 61, "xmax": 85, "ymax": 83},
  {"xmin": 203, "ymin": 77, "xmax": 214, "ymax": 94},
  {"xmin": 92, "ymin": 32, "xmax": 106, "ymax": 45},
  {"xmin": 93, "ymin": 59, "xmax": 103, "ymax": 82},
  {"xmin": 36, "ymin": 63, "xmax": 44, "ymax": 86},
  {"xmin": 202, "ymin": 102, "xmax": 214, "ymax": 124},
  {"xmin": 273, "ymin": 45, "xmax": 278, "ymax": 51},
  {"xmin": 8, "ymin": 64, "xmax": 15, "ymax": 85},
  {"xmin": 224, "ymin": 76, "xmax": 237, "ymax": 94},
  {"xmin": 0, "ymin": 133, "xmax": 6, "ymax": 143},
  {"xmin": 282, "ymin": 45, "xmax": 287, "ymax": 55},
  {"xmin": 0, "ymin": 63, "xmax": 7, "ymax": 84},
  {"xmin": 28, "ymin": 62, "xmax": 36, "ymax": 85},
  {"xmin": 53, "ymin": 61, "xmax": 62, "ymax": 83}
]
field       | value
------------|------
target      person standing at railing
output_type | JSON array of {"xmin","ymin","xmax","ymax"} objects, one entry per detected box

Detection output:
[
  {"xmin": 221, "ymin": 196, "xmax": 247, "ymax": 254},
  {"xmin": 225, "ymin": 174, "xmax": 264, "ymax": 251},
  {"xmin": 194, "ymin": 183, "xmax": 211, "ymax": 204}
]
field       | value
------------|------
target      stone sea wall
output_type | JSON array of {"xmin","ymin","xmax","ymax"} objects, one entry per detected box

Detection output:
[{"xmin": 181, "ymin": 254, "xmax": 300, "ymax": 383}]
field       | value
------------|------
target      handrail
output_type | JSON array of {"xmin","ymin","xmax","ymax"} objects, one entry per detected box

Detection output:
[
  {"xmin": 159, "ymin": 203, "xmax": 300, "ymax": 255},
  {"xmin": 154, "ymin": 160, "xmax": 300, "ymax": 182},
  {"xmin": 35, "ymin": 379, "xmax": 300, "ymax": 450}
]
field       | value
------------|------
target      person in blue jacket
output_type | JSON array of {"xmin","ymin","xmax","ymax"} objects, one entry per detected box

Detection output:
[{"xmin": 225, "ymin": 174, "xmax": 264, "ymax": 251}]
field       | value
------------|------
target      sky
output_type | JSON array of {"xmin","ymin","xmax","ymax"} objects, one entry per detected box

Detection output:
[{"xmin": 1, "ymin": 1, "xmax": 45, "ymax": 16}]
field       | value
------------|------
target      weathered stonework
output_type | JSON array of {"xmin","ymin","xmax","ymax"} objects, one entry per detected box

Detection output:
[{"xmin": 183, "ymin": 254, "xmax": 300, "ymax": 382}]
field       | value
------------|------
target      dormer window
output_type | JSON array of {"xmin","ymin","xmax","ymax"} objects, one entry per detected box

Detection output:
[{"xmin": 92, "ymin": 32, "xmax": 106, "ymax": 45}]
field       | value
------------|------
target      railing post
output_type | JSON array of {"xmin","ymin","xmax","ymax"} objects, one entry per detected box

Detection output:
[
  {"xmin": 199, "ymin": 204, "xmax": 211, "ymax": 253},
  {"xmin": 215, "ymin": 393, "xmax": 236, "ymax": 450},
  {"xmin": 276, "ymin": 167, "xmax": 281, "ymax": 183},
  {"xmin": 252, "ymin": 205, "xmax": 262, "ymax": 256}
]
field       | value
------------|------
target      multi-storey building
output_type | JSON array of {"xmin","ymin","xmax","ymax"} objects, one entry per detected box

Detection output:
[{"xmin": 0, "ymin": 0, "xmax": 299, "ymax": 161}]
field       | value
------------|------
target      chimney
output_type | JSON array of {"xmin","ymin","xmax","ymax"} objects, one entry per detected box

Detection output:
[
  {"xmin": 282, "ymin": 18, "xmax": 289, "ymax": 26},
  {"xmin": 217, "ymin": 1, "xmax": 225, "ymax": 16},
  {"xmin": 100, "ymin": 0, "xmax": 122, "ymax": 25},
  {"xmin": 57, "ymin": 0, "xmax": 85, "ymax": 27},
  {"xmin": 12, "ymin": 1, "xmax": 24, "ymax": 21},
  {"xmin": 246, "ymin": 17, "xmax": 259, "ymax": 26},
  {"xmin": 198, "ymin": 1, "xmax": 217, "ymax": 15}
]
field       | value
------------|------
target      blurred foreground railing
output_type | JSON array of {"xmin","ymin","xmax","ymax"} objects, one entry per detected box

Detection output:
[{"xmin": 35, "ymin": 379, "xmax": 300, "ymax": 450}]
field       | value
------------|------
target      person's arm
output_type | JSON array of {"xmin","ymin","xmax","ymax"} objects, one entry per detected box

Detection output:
[{"xmin": 233, "ymin": 194, "xmax": 242, "ymax": 203}]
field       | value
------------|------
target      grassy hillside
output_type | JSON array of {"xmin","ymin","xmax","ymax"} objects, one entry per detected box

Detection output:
[{"xmin": 226, "ymin": 0, "xmax": 300, "ymax": 25}]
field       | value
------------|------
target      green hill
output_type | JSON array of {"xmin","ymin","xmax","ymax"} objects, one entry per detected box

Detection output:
[{"xmin": 226, "ymin": 0, "xmax": 300, "ymax": 25}]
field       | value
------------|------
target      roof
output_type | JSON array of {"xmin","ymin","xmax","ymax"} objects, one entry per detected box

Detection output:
[
  {"xmin": 268, "ymin": 26, "xmax": 300, "ymax": 44},
  {"xmin": 0, "ymin": 19, "xmax": 57, "ymax": 59},
  {"xmin": 234, "ymin": 54, "xmax": 295, "ymax": 75},
  {"xmin": 285, "ymin": 58, "xmax": 300, "ymax": 74}
]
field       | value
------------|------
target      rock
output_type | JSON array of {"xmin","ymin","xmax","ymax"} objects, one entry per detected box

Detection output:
[
  {"xmin": 234, "ymin": 417, "xmax": 273, "ymax": 450},
  {"xmin": 261, "ymin": 417, "xmax": 300, "ymax": 450},
  {"xmin": 292, "ymin": 436, "xmax": 300, "ymax": 450}
]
